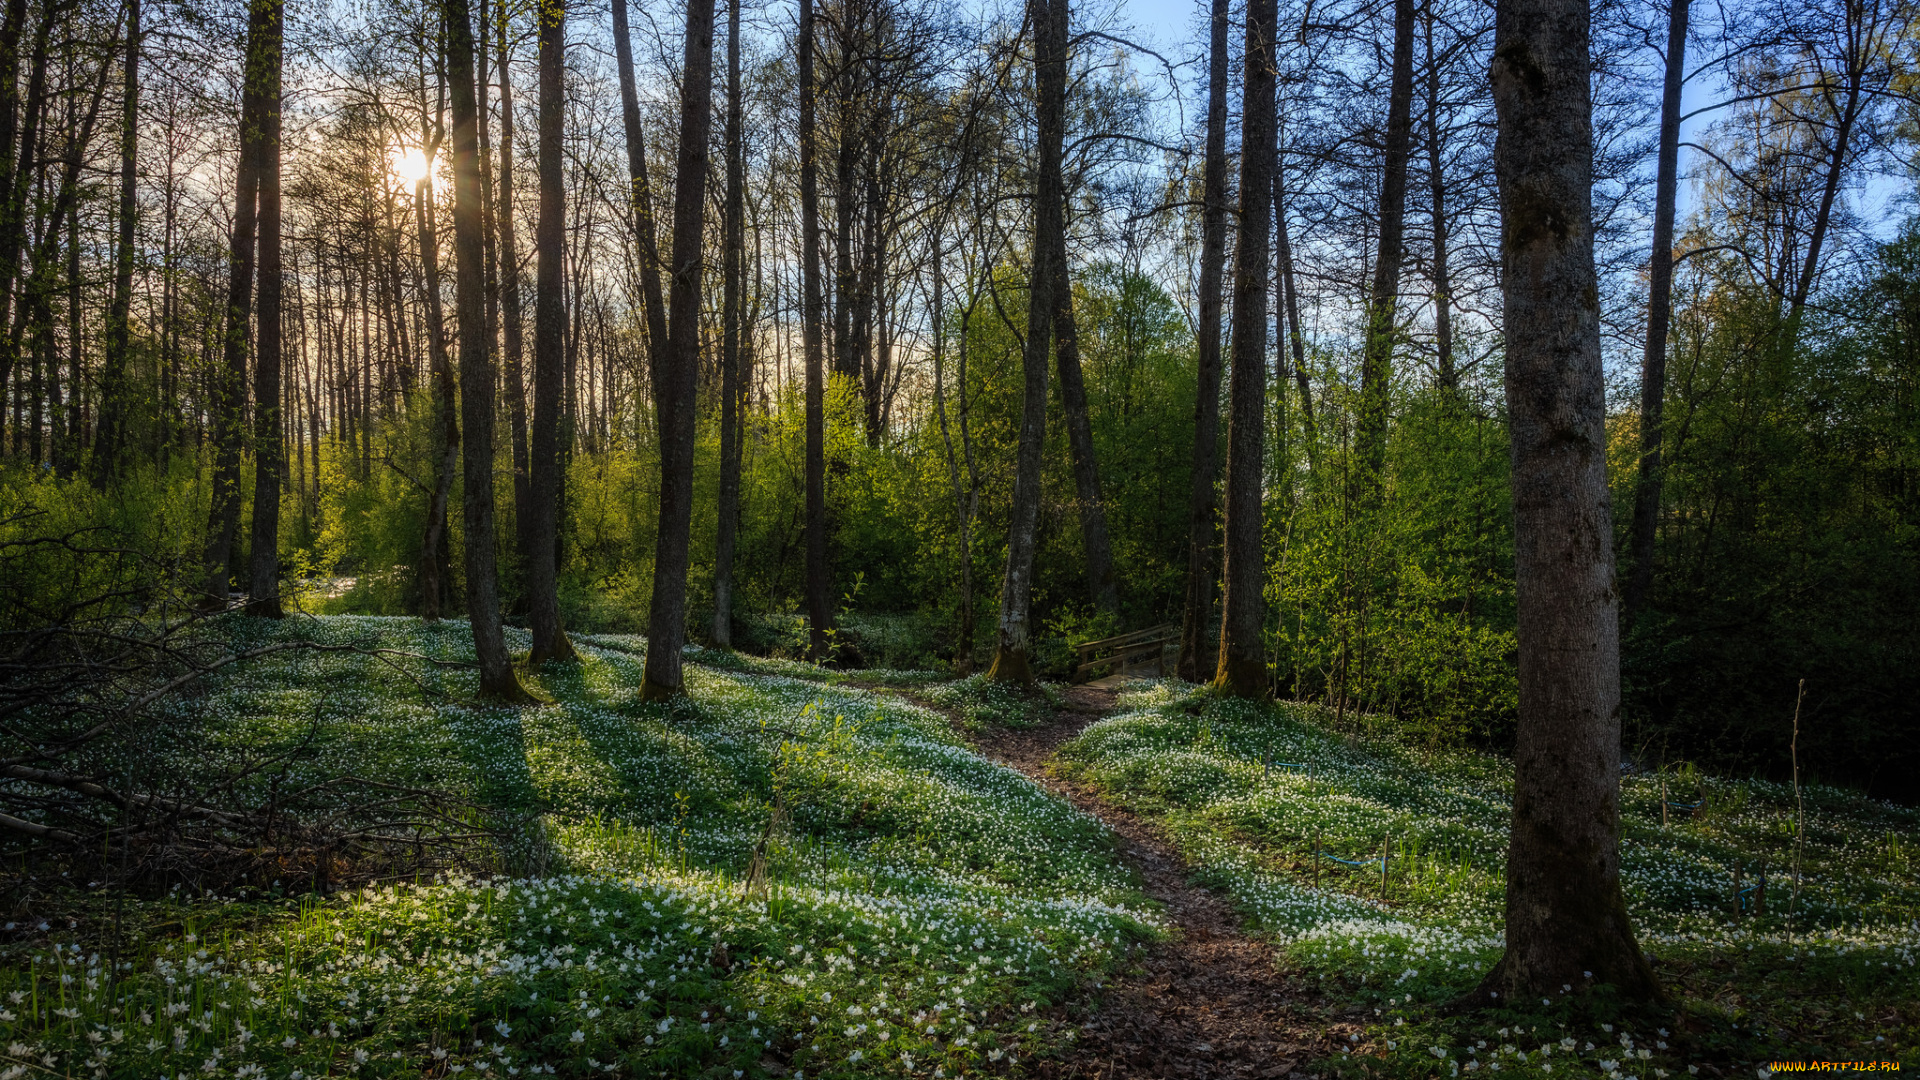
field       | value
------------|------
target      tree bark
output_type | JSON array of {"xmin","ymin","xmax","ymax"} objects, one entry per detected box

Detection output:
[
  {"xmin": 1357, "ymin": 0, "xmax": 1416, "ymax": 478},
  {"xmin": 639, "ymin": 0, "xmax": 715, "ymax": 700},
  {"xmin": 526, "ymin": 0, "xmax": 575, "ymax": 664},
  {"xmin": 0, "ymin": 0, "xmax": 48, "ymax": 397},
  {"xmin": 1214, "ymin": 0, "xmax": 1276, "ymax": 698},
  {"xmin": 1052, "ymin": 252, "xmax": 1118, "ymax": 615},
  {"xmin": 800, "ymin": 0, "xmax": 833, "ymax": 662},
  {"xmin": 1479, "ymin": 0, "xmax": 1660, "ymax": 1003},
  {"xmin": 415, "ymin": 107, "xmax": 458, "ymax": 621},
  {"xmin": 202, "ymin": 0, "xmax": 272, "ymax": 607},
  {"xmin": 1276, "ymin": 167, "xmax": 1315, "ymax": 438},
  {"xmin": 445, "ymin": 0, "xmax": 533, "ymax": 703},
  {"xmin": 1425, "ymin": 3, "xmax": 1456, "ymax": 393},
  {"xmin": 611, "ymin": 0, "xmax": 668, "ymax": 369},
  {"xmin": 986, "ymin": 0, "xmax": 1064, "ymax": 685},
  {"xmin": 713, "ymin": 0, "xmax": 745, "ymax": 648},
  {"xmin": 246, "ymin": 0, "xmax": 285, "ymax": 617},
  {"xmin": 89, "ymin": 0, "xmax": 139, "ymax": 485},
  {"xmin": 497, "ymin": 0, "xmax": 531, "ymax": 557},
  {"xmin": 1621, "ymin": 0, "xmax": 1687, "ymax": 629},
  {"xmin": 1177, "ymin": 0, "xmax": 1231, "ymax": 681}
]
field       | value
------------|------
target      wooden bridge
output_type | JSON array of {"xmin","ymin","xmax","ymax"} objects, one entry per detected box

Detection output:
[{"xmin": 1071, "ymin": 624, "xmax": 1179, "ymax": 687}]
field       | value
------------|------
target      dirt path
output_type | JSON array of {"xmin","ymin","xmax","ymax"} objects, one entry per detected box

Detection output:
[{"xmin": 967, "ymin": 685, "xmax": 1349, "ymax": 1080}]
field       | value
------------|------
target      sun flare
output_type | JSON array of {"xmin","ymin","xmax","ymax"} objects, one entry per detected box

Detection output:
[{"xmin": 391, "ymin": 147, "xmax": 432, "ymax": 184}]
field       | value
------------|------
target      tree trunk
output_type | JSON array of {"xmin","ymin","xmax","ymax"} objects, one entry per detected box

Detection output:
[
  {"xmin": 1214, "ymin": 0, "xmax": 1276, "ymax": 697},
  {"xmin": 1052, "ymin": 254, "xmax": 1118, "ymax": 615},
  {"xmin": 639, "ymin": 0, "xmax": 715, "ymax": 700},
  {"xmin": 1276, "ymin": 167, "xmax": 1315, "ymax": 438},
  {"xmin": 1357, "ymin": 0, "xmax": 1415, "ymax": 478},
  {"xmin": 89, "ymin": 0, "xmax": 139, "ymax": 485},
  {"xmin": 526, "ymin": 0, "xmax": 575, "ymax": 664},
  {"xmin": 246, "ymin": 0, "xmax": 285, "ymax": 617},
  {"xmin": 1621, "ymin": 0, "xmax": 1687, "ymax": 629},
  {"xmin": 930, "ymin": 224, "xmax": 978, "ymax": 673},
  {"xmin": 0, "ymin": 0, "xmax": 47, "ymax": 397},
  {"xmin": 1479, "ymin": 0, "xmax": 1660, "ymax": 1003},
  {"xmin": 1425, "ymin": 3, "xmax": 1456, "ymax": 393},
  {"xmin": 1786, "ymin": 68, "xmax": 1863, "ymax": 333},
  {"xmin": 497, "ymin": 0, "xmax": 531, "ymax": 556},
  {"xmin": 713, "ymin": 0, "xmax": 745, "ymax": 648},
  {"xmin": 416, "ymin": 113, "xmax": 458, "ymax": 620},
  {"xmin": 611, "ymin": 0, "xmax": 668, "ymax": 369},
  {"xmin": 833, "ymin": 85, "xmax": 859, "ymax": 386},
  {"xmin": 986, "ymin": 0, "xmax": 1064, "ymax": 685},
  {"xmin": 1178, "ymin": 0, "xmax": 1231, "ymax": 681},
  {"xmin": 202, "ymin": 0, "xmax": 271, "ymax": 606},
  {"xmin": 800, "ymin": 0, "xmax": 833, "ymax": 662},
  {"xmin": 445, "ymin": 0, "xmax": 532, "ymax": 703}
]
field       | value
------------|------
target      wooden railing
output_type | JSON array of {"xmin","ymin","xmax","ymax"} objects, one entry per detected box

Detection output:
[{"xmin": 1071, "ymin": 624, "xmax": 1178, "ymax": 684}]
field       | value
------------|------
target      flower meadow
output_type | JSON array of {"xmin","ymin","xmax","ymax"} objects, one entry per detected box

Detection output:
[
  {"xmin": 0, "ymin": 617, "xmax": 1159, "ymax": 1079},
  {"xmin": 1050, "ymin": 681, "xmax": 1920, "ymax": 1075}
]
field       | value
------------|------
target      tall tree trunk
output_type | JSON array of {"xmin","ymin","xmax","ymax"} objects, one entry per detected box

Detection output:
[
  {"xmin": 246, "ymin": 0, "xmax": 285, "ymax": 617},
  {"xmin": 1276, "ymin": 166, "xmax": 1315, "ymax": 437},
  {"xmin": 930, "ymin": 224, "xmax": 977, "ymax": 672},
  {"xmin": 0, "ymin": 0, "xmax": 48, "ymax": 397},
  {"xmin": 712, "ymin": 0, "xmax": 745, "ymax": 648},
  {"xmin": 89, "ymin": 0, "xmax": 138, "ymax": 485},
  {"xmin": 1479, "ymin": 0, "xmax": 1660, "ymax": 1003},
  {"xmin": 495, "ymin": 2, "xmax": 531, "ymax": 562},
  {"xmin": 1621, "ymin": 0, "xmax": 1688, "ymax": 629},
  {"xmin": 986, "ymin": 0, "xmax": 1064, "ymax": 685},
  {"xmin": 639, "ymin": 0, "xmax": 715, "ymax": 700},
  {"xmin": 1178, "ymin": 0, "xmax": 1231, "ymax": 681},
  {"xmin": 1425, "ymin": 3, "xmax": 1455, "ymax": 392},
  {"xmin": 1786, "ymin": 69, "xmax": 1863, "ymax": 334},
  {"xmin": 1214, "ymin": 0, "xmax": 1276, "ymax": 697},
  {"xmin": 526, "ymin": 0, "xmax": 575, "ymax": 664},
  {"xmin": 202, "ymin": 0, "xmax": 271, "ymax": 606},
  {"xmin": 833, "ymin": 81, "xmax": 859, "ymax": 387},
  {"xmin": 611, "ymin": 0, "xmax": 668, "ymax": 367},
  {"xmin": 418, "ymin": 159, "xmax": 460, "ymax": 622},
  {"xmin": 445, "ymin": 0, "xmax": 532, "ymax": 703},
  {"xmin": 1357, "ymin": 0, "xmax": 1415, "ymax": 478},
  {"xmin": 1051, "ymin": 257, "xmax": 1118, "ymax": 615},
  {"xmin": 800, "ymin": 0, "xmax": 833, "ymax": 661}
]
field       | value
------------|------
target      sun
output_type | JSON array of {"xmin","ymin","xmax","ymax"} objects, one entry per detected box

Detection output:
[{"xmin": 391, "ymin": 147, "xmax": 433, "ymax": 185}]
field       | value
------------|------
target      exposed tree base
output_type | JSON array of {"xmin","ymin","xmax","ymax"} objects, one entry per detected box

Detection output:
[
  {"xmin": 478, "ymin": 673, "xmax": 539, "ymax": 705},
  {"xmin": 1458, "ymin": 889, "xmax": 1666, "ymax": 1009},
  {"xmin": 638, "ymin": 676, "xmax": 685, "ymax": 702},
  {"xmin": 1211, "ymin": 655, "xmax": 1265, "ymax": 699},
  {"xmin": 528, "ymin": 633, "xmax": 577, "ymax": 666},
  {"xmin": 246, "ymin": 596, "xmax": 284, "ymax": 619},
  {"xmin": 985, "ymin": 645, "xmax": 1034, "ymax": 686}
]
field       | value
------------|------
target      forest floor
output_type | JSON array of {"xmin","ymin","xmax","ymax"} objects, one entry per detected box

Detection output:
[
  {"xmin": 0, "ymin": 617, "xmax": 1913, "ymax": 1079},
  {"xmin": 958, "ymin": 684, "xmax": 1336, "ymax": 1079}
]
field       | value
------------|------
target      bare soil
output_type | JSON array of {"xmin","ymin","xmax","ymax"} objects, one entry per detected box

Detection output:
[{"xmin": 965, "ymin": 685, "xmax": 1354, "ymax": 1079}]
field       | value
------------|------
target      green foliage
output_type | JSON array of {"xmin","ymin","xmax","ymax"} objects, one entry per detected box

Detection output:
[
  {"xmin": 0, "ymin": 454, "xmax": 208, "ymax": 627},
  {"xmin": 1618, "ymin": 225, "xmax": 1920, "ymax": 800},
  {"xmin": 1268, "ymin": 359, "xmax": 1519, "ymax": 748}
]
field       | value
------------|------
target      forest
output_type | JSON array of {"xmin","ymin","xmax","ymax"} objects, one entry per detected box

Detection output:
[{"xmin": 0, "ymin": 0, "xmax": 1915, "ymax": 1069}]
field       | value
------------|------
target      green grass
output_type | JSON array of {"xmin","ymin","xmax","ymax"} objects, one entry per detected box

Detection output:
[
  {"xmin": 0, "ymin": 617, "xmax": 1157, "ymax": 1079},
  {"xmin": 1052, "ymin": 680, "xmax": 1920, "ymax": 1076}
]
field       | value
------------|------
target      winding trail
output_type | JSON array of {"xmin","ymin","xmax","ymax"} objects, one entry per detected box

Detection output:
[{"xmin": 962, "ymin": 685, "xmax": 1351, "ymax": 1079}]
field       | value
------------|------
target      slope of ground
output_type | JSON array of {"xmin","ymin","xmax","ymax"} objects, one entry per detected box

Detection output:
[
  {"xmin": 0, "ymin": 618, "xmax": 1158, "ymax": 1079},
  {"xmin": 1046, "ymin": 680, "xmax": 1919, "ymax": 1076}
]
